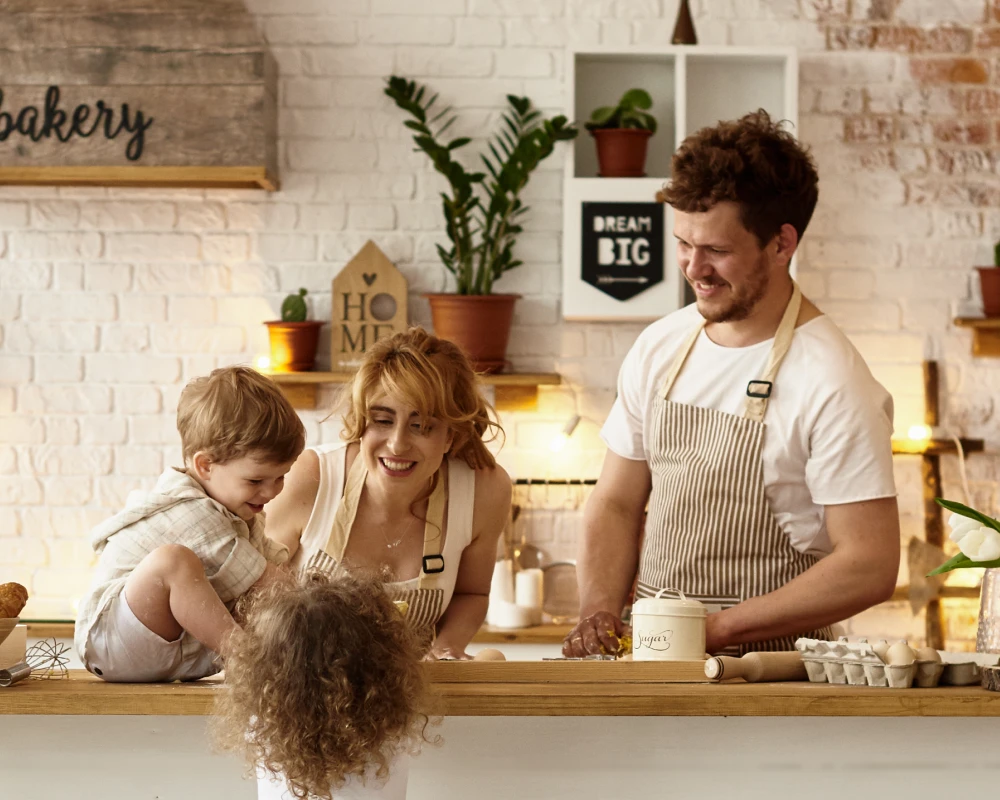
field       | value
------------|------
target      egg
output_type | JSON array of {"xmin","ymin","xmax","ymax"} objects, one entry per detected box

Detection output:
[
  {"xmin": 915, "ymin": 646, "xmax": 942, "ymax": 663},
  {"xmin": 473, "ymin": 648, "xmax": 507, "ymax": 662},
  {"xmin": 885, "ymin": 640, "xmax": 916, "ymax": 667},
  {"xmin": 873, "ymin": 640, "xmax": 890, "ymax": 663}
]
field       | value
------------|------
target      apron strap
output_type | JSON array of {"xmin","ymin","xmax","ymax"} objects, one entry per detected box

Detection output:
[
  {"xmin": 743, "ymin": 283, "xmax": 801, "ymax": 424},
  {"xmin": 322, "ymin": 450, "xmax": 447, "ymax": 589},
  {"xmin": 659, "ymin": 321, "xmax": 705, "ymax": 399}
]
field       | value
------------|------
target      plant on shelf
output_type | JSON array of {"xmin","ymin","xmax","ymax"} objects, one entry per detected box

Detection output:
[
  {"xmin": 584, "ymin": 88, "xmax": 658, "ymax": 178},
  {"xmin": 976, "ymin": 240, "xmax": 1000, "ymax": 318},
  {"xmin": 384, "ymin": 74, "xmax": 577, "ymax": 373},
  {"xmin": 929, "ymin": 499, "xmax": 1000, "ymax": 654},
  {"xmin": 264, "ymin": 288, "xmax": 324, "ymax": 373}
]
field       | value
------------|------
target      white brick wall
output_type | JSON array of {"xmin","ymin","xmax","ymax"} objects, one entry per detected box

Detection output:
[{"xmin": 0, "ymin": 1, "xmax": 993, "ymax": 645}]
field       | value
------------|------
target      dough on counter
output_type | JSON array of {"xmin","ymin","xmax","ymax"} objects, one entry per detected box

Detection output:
[
  {"xmin": 0, "ymin": 582, "xmax": 28, "ymax": 618},
  {"xmin": 473, "ymin": 648, "xmax": 507, "ymax": 662}
]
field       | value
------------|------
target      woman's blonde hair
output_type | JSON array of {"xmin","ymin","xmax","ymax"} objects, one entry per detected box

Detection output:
[
  {"xmin": 177, "ymin": 366, "xmax": 305, "ymax": 465},
  {"xmin": 213, "ymin": 570, "xmax": 434, "ymax": 799},
  {"xmin": 339, "ymin": 327, "xmax": 503, "ymax": 470}
]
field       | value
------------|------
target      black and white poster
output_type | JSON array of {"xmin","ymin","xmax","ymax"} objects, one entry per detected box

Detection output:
[{"xmin": 580, "ymin": 201, "xmax": 664, "ymax": 301}]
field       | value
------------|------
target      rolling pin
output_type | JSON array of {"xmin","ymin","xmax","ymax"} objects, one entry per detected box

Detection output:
[{"xmin": 704, "ymin": 651, "xmax": 807, "ymax": 682}]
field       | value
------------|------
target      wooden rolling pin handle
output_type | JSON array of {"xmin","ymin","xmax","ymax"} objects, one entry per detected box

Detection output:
[{"xmin": 705, "ymin": 651, "xmax": 806, "ymax": 682}]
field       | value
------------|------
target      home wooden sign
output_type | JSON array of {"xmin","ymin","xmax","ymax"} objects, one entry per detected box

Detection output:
[
  {"xmin": 0, "ymin": 0, "xmax": 278, "ymax": 190},
  {"xmin": 332, "ymin": 241, "xmax": 409, "ymax": 371}
]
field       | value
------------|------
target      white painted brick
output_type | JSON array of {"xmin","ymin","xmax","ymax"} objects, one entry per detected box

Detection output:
[
  {"xmin": 32, "ymin": 567, "xmax": 93, "ymax": 598},
  {"xmin": 44, "ymin": 417, "xmax": 79, "ymax": 445},
  {"xmin": 87, "ymin": 354, "xmax": 181, "ymax": 384},
  {"xmin": 0, "ymin": 537, "xmax": 45, "ymax": 564},
  {"xmin": 801, "ymin": 238, "xmax": 899, "ymax": 271},
  {"xmin": 257, "ymin": 233, "xmax": 319, "ymax": 262},
  {"xmin": 227, "ymin": 202, "xmax": 299, "ymax": 231},
  {"xmin": 0, "ymin": 201, "xmax": 30, "ymax": 227},
  {"xmin": 794, "ymin": 270, "xmax": 826, "ymax": 300},
  {"xmin": 302, "ymin": 47, "xmax": 395, "ymax": 77},
  {"xmin": 826, "ymin": 270, "xmax": 875, "ymax": 300},
  {"xmin": 81, "ymin": 417, "xmax": 128, "ymax": 445},
  {"xmin": 42, "ymin": 476, "xmax": 93, "ymax": 505},
  {"xmin": 19, "ymin": 385, "xmax": 111, "ymax": 415},
  {"xmin": 0, "ymin": 476, "xmax": 42, "ymax": 504},
  {"xmin": 848, "ymin": 333, "xmax": 927, "ymax": 364},
  {"xmin": 470, "ymin": 0, "xmax": 564, "ymax": 15},
  {"xmin": 394, "ymin": 47, "xmax": 494, "ymax": 77},
  {"xmin": 265, "ymin": 16, "xmax": 359, "ymax": 45},
  {"xmin": 54, "ymin": 262, "xmax": 84, "ymax": 290},
  {"xmin": 152, "ymin": 326, "xmax": 245, "ymax": 354},
  {"xmin": 22, "ymin": 292, "xmax": 116, "ymax": 322},
  {"xmin": 819, "ymin": 300, "xmax": 901, "ymax": 332},
  {"xmin": 46, "ymin": 539, "xmax": 98, "ymax": 568},
  {"xmin": 876, "ymin": 270, "xmax": 972, "ymax": 301},
  {"xmin": 0, "ymin": 387, "xmax": 12, "ymax": 414},
  {"xmin": 35, "ymin": 355, "xmax": 83, "ymax": 383},
  {"xmin": 0, "ymin": 262, "xmax": 51, "ymax": 290},
  {"xmin": 232, "ymin": 264, "xmax": 280, "ymax": 293},
  {"xmin": 323, "ymin": 232, "xmax": 414, "ymax": 265},
  {"xmin": 894, "ymin": 0, "xmax": 985, "ymax": 25},
  {"xmin": 599, "ymin": 19, "xmax": 631, "ymax": 45},
  {"xmin": 347, "ymin": 204, "xmax": 397, "ymax": 230},
  {"xmin": 284, "ymin": 77, "xmax": 336, "ymax": 108},
  {"xmin": 31, "ymin": 201, "xmax": 81, "ymax": 230},
  {"xmin": 84, "ymin": 263, "xmax": 132, "ymax": 292},
  {"xmin": 512, "ymin": 297, "xmax": 559, "ymax": 326},
  {"xmin": 495, "ymin": 49, "xmax": 553, "ymax": 78},
  {"xmin": 216, "ymin": 297, "xmax": 273, "ymax": 326},
  {"xmin": 933, "ymin": 209, "xmax": 983, "ymax": 239},
  {"xmin": 98, "ymin": 325, "xmax": 150, "ymax": 357},
  {"xmin": 10, "ymin": 232, "xmax": 102, "ymax": 260},
  {"xmin": 0, "ymin": 355, "xmax": 32, "ymax": 383},
  {"xmin": 106, "ymin": 233, "xmax": 200, "ymax": 261},
  {"xmin": 298, "ymin": 204, "xmax": 348, "ymax": 231},
  {"xmin": 358, "ymin": 18, "xmax": 454, "ymax": 45},
  {"xmin": 373, "ymin": 0, "xmax": 466, "ymax": 13},
  {"xmin": 79, "ymin": 202, "xmax": 176, "ymax": 230},
  {"xmin": 114, "ymin": 387, "xmax": 162, "ymax": 415},
  {"xmin": 128, "ymin": 415, "xmax": 180, "ymax": 446},
  {"xmin": 0, "ymin": 445, "xmax": 15, "ymax": 474},
  {"xmin": 115, "ymin": 446, "xmax": 163, "ymax": 476},
  {"xmin": 456, "ymin": 17, "xmax": 505, "ymax": 46},
  {"xmin": 30, "ymin": 445, "xmax": 112, "ymax": 476},
  {"xmin": 134, "ymin": 266, "xmax": 229, "ymax": 295},
  {"xmin": 20, "ymin": 507, "xmax": 108, "ymax": 539},
  {"xmin": 800, "ymin": 53, "xmax": 898, "ymax": 85},
  {"xmin": 168, "ymin": 297, "xmax": 217, "ymax": 324},
  {"xmin": 177, "ymin": 202, "xmax": 226, "ymax": 231},
  {"xmin": 281, "ymin": 109, "xmax": 356, "ymax": 139},
  {"xmin": 315, "ymin": 174, "xmax": 415, "ymax": 201},
  {"xmin": 492, "ymin": 267, "xmax": 545, "ymax": 295}
]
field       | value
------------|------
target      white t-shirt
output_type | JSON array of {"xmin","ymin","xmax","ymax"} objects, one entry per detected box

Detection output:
[{"xmin": 601, "ymin": 303, "xmax": 897, "ymax": 557}]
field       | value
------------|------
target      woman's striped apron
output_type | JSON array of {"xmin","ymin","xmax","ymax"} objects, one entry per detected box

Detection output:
[
  {"xmin": 635, "ymin": 283, "xmax": 833, "ymax": 654},
  {"xmin": 305, "ymin": 453, "xmax": 447, "ymax": 641}
]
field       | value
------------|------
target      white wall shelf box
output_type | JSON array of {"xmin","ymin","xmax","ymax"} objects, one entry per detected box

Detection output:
[{"xmin": 563, "ymin": 46, "xmax": 798, "ymax": 321}]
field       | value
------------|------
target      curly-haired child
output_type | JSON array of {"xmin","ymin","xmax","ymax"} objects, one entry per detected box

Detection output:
[
  {"xmin": 74, "ymin": 366, "xmax": 305, "ymax": 682},
  {"xmin": 213, "ymin": 569, "xmax": 433, "ymax": 800}
]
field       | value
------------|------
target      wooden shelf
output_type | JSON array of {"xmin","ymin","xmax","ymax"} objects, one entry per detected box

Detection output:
[
  {"xmin": 3, "ymin": 668, "xmax": 999, "ymax": 717},
  {"xmin": 954, "ymin": 317, "xmax": 1000, "ymax": 357},
  {"xmin": 891, "ymin": 438, "xmax": 984, "ymax": 456},
  {"xmin": 0, "ymin": 166, "xmax": 278, "ymax": 191},
  {"xmin": 264, "ymin": 371, "xmax": 562, "ymax": 412}
]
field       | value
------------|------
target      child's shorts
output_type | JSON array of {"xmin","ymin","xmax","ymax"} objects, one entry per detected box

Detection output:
[{"xmin": 83, "ymin": 587, "xmax": 222, "ymax": 682}]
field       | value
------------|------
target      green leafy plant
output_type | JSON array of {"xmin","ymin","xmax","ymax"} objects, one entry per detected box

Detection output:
[
  {"xmin": 584, "ymin": 88, "xmax": 658, "ymax": 134},
  {"xmin": 928, "ymin": 498, "xmax": 1000, "ymax": 576},
  {"xmin": 384, "ymin": 75, "xmax": 578, "ymax": 295},
  {"xmin": 280, "ymin": 288, "xmax": 309, "ymax": 322}
]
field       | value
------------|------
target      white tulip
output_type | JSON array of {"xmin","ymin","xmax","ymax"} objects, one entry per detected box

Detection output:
[
  {"xmin": 948, "ymin": 513, "xmax": 982, "ymax": 543},
  {"xmin": 956, "ymin": 526, "xmax": 1000, "ymax": 563}
]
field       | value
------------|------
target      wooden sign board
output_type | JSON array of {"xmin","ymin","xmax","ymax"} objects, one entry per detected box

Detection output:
[
  {"xmin": 332, "ymin": 240, "xmax": 409, "ymax": 370},
  {"xmin": 0, "ymin": 0, "xmax": 277, "ymax": 190}
]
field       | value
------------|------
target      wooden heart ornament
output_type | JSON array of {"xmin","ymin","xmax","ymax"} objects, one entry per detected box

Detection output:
[{"xmin": 362, "ymin": 273, "xmax": 377, "ymax": 286}]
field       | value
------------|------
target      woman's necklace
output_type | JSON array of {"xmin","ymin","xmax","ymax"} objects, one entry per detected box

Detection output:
[{"xmin": 378, "ymin": 514, "xmax": 420, "ymax": 550}]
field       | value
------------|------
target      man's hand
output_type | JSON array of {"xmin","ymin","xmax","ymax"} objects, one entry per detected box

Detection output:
[
  {"xmin": 562, "ymin": 611, "xmax": 627, "ymax": 657},
  {"xmin": 425, "ymin": 644, "xmax": 472, "ymax": 661}
]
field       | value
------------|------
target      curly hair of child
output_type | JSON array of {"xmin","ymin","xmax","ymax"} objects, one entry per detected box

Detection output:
[{"xmin": 212, "ymin": 569, "xmax": 435, "ymax": 799}]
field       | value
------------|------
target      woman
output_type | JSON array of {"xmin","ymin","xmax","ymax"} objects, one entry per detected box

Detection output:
[{"xmin": 265, "ymin": 326, "xmax": 512, "ymax": 661}]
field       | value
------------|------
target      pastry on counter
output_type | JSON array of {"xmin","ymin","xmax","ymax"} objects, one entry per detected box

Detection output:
[{"xmin": 0, "ymin": 582, "xmax": 28, "ymax": 618}]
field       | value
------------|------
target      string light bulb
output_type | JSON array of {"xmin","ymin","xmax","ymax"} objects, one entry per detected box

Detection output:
[
  {"xmin": 549, "ymin": 415, "xmax": 581, "ymax": 452},
  {"xmin": 256, "ymin": 355, "xmax": 271, "ymax": 371},
  {"xmin": 907, "ymin": 424, "xmax": 932, "ymax": 442}
]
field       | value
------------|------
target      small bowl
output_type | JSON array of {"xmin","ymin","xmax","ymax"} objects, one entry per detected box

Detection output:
[{"xmin": 0, "ymin": 617, "xmax": 18, "ymax": 647}]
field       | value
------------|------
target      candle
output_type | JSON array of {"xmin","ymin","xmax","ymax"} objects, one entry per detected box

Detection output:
[{"xmin": 515, "ymin": 567, "xmax": 544, "ymax": 611}]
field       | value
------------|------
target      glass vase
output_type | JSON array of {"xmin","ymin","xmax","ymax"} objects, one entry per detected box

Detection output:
[{"xmin": 977, "ymin": 567, "xmax": 1000, "ymax": 653}]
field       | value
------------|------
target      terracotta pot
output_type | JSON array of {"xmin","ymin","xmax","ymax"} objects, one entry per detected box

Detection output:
[
  {"xmin": 424, "ymin": 293, "xmax": 520, "ymax": 374},
  {"xmin": 264, "ymin": 320, "xmax": 324, "ymax": 372},
  {"xmin": 978, "ymin": 267, "xmax": 1000, "ymax": 317},
  {"xmin": 591, "ymin": 128, "xmax": 654, "ymax": 178}
]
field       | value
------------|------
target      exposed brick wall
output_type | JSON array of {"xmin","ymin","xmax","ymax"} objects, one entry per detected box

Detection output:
[{"xmin": 0, "ymin": 0, "xmax": 994, "ymax": 647}]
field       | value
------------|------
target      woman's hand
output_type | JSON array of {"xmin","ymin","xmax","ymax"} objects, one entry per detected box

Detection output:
[
  {"xmin": 562, "ymin": 611, "xmax": 627, "ymax": 657},
  {"xmin": 425, "ymin": 644, "xmax": 472, "ymax": 661}
]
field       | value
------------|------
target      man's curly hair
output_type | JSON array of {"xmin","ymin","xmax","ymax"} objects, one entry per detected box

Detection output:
[
  {"xmin": 657, "ymin": 109, "xmax": 819, "ymax": 247},
  {"xmin": 212, "ymin": 570, "xmax": 434, "ymax": 799}
]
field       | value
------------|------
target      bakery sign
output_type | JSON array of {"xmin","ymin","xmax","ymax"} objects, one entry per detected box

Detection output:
[{"xmin": 580, "ymin": 201, "xmax": 664, "ymax": 301}]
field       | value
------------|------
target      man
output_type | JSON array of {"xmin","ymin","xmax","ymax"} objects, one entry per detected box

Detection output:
[{"xmin": 564, "ymin": 110, "xmax": 899, "ymax": 658}]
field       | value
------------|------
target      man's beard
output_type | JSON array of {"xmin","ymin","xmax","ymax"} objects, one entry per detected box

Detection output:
[{"xmin": 690, "ymin": 259, "xmax": 770, "ymax": 324}]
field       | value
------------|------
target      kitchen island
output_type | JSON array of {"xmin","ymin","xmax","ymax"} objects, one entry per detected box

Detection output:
[{"xmin": 2, "ymin": 665, "xmax": 999, "ymax": 799}]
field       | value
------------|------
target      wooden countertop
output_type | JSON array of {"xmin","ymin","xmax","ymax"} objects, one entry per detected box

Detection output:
[
  {"xmin": 25, "ymin": 622, "xmax": 573, "ymax": 645},
  {"xmin": 2, "ymin": 667, "xmax": 998, "ymax": 718}
]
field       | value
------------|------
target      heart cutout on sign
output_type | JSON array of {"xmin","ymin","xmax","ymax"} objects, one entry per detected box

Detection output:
[{"xmin": 362, "ymin": 273, "xmax": 377, "ymax": 286}]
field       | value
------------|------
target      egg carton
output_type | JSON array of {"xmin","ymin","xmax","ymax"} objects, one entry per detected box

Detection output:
[{"xmin": 795, "ymin": 637, "xmax": 948, "ymax": 689}]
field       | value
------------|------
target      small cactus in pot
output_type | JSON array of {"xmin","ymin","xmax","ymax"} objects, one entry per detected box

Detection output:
[{"xmin": 265, "ymin": 288, "xmax": 324, "ymax": 372}]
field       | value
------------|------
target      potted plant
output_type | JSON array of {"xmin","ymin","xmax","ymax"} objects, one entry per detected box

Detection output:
[
  {"xmin": 264, "ymin": 288, "xmax": 324, "ymax": 372},
  {"xmin": 977, "ymin": 241, "xmax": 1000, "ymax": 317},
  {"xmin": 585, "ymin": 88, "xmax": 658, "ymax": 178},
  {"xmin": 384, "ymin": 75, "xmax": 577, "ymax": 373}
]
